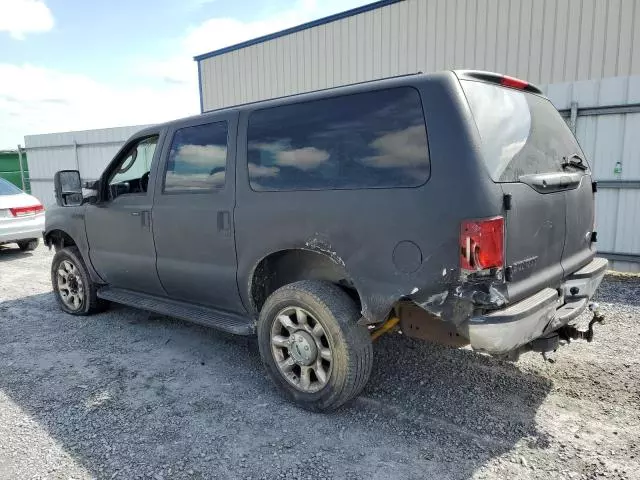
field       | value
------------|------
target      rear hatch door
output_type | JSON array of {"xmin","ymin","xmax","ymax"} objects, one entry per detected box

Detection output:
[{"xmin": 460, "ymin": 78, "xmax": 594, "ymax": 303}]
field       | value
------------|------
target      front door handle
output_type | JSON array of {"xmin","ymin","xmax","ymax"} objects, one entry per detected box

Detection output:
[{"xmin": 131, "ymin": 210, "xmax": 150, "ymax": 230}]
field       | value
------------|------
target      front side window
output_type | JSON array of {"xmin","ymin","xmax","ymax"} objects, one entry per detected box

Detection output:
[
  {"xmin": 164, "ymin": 122, "xmax": 228, "ymax": 193},
  {"xmin": 108, "ymin": 136, "xmax": 158, "ymax": 200},
  {"xmin": 247, "ymin": 87, "xmax": 430, "ymax": 191}
]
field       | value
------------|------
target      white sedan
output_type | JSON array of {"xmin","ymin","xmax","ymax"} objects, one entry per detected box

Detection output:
[{"xmin": 0, "ymin": 177, "xmax": 45, "ymax": 251}]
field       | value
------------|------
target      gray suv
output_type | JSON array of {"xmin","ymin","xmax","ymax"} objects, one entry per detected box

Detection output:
[{"xmin": 45, "ymin": 70, "xmax": 607, "ymax": 411}]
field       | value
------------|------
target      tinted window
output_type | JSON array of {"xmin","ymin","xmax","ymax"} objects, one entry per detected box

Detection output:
[
  {"xmin": 0, "ymin": 177, "xmax": 22, "ymax": 195},
  {"xmin": 461, "ymin": 80, "xmax": 586, "ymax": 182},
  {"xmin": 164, "ymin": 122, "xmax": 228, "ymax": 192},
  {"xmin": 247, "ymin": 87, "xmax": 429, "ymax": 191}
]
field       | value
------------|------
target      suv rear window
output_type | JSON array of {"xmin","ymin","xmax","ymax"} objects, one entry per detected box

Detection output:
[
  {"xmin": 461, "ymin": 80, "xmax": 586, "ymax": 182},
  {"xmin": 247, "ymin": 87, "xmax": 429, "ymax": 191}
]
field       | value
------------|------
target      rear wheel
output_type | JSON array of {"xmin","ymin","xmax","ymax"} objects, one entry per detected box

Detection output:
[
  {"xmin": 18, "ymin": 239, "xmax": 38, "ymax": 251},
  {"xmin": 257, "ymin": 281, "xmax": 373, "ymax": 411},
  {"xmin": 51, "ymin": 247, "xmax": 107, "ymax": 315}
]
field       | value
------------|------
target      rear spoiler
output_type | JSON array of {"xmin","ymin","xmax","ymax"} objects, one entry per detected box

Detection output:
[{"xmin": 454, "ymin": 70, "xmax": 544, "ymax": 95}]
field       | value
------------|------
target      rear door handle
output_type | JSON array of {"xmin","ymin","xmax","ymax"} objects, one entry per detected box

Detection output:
[{"xmin": 217, "ymin": 210, "xmax": 231, "ymax": 236}]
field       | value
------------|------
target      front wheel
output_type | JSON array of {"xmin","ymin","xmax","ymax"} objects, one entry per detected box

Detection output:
[
  {"xmin": 257, "ymin": 281, "xmax": 373, "ymax": 411},
  {"xmin": 51, "ymin": 247, "xmax": 106, "ymax": 315}
]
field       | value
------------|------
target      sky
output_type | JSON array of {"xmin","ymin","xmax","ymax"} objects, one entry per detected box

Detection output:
[{"xmin": 0, "ymin": 0, "xmax": 372, "ymax": 149}]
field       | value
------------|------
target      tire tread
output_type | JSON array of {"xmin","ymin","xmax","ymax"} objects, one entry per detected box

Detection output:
[
  {"xmin": 51, "ymin": 246, "xmax": 106, "ymax": 315},
  {"xmin": 257, "ymin": 280, "xmax": 373, "ymax": 411}
]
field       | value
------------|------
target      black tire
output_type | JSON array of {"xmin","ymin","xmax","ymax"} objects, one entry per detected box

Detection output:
[
  {"xmin": 18, "ymin": 239, "xmax": 38, "ymax": 251},
  {"xmin": 257, "ymin": 280, "xmax": 373, "ymax": 411},
  {"xmin": 51, "ymin": 246, "xmax": 107, "ymax": 315}
]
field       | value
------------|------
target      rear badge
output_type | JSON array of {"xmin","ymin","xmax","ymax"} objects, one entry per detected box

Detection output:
[{"xmin": 507, "ymin": 256, "xmax": 539, "ymax": 279}]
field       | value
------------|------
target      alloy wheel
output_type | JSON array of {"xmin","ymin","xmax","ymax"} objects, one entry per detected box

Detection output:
[
  {"xmin": 270, "ymin": 306, "xmax": 333, "ymax": 393},
  {"xmin": 56, "ymin": 259, "xmax": 85, "ymax": 311}
]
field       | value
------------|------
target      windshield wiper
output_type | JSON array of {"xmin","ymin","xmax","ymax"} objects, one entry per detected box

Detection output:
[{"xmin": 561, "ymin": 154, "xmax": 588, "ymax": 171}]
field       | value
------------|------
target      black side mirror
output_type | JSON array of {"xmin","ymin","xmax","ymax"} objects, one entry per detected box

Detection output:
[{"xmin": 54, "ymin": 170, "xmax": 83, "ymax": 207}]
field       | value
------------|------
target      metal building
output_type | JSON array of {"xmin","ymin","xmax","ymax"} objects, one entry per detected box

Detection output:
[
  {"xmin": 544, "ymin": 75, "xmax": 640, "ymax": 272},
  {"xmin": 195, "ymin": 0, "xmax": 640, "ymax": 112},
  {"xmin": 193, "ymin": 0, "xmax": 640, "ymax": 271}
]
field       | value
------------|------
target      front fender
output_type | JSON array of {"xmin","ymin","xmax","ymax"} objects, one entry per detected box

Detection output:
[{"xmin": 44, "ymin": 204, "xmax": 104, "ymax": 284}]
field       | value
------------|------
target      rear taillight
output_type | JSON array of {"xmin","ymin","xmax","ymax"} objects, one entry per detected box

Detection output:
[
  {"xmin": 9, "ymin": 204, "xmax": 44, "ymax": 217},
  {"xmin": 460, "ymin": 216, "xmax": 504, "ymax": 271}
]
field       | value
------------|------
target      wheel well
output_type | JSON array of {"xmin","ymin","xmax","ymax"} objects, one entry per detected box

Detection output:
[
  {"xmin": 250, "ymin": 249, "xmax": 362, "ymax": 315},
  {"xmin": 45, "ymin": 230, "xmax": 77, "ymax": 251}
]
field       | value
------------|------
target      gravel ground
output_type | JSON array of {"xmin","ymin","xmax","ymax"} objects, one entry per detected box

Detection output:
[{"xmin": 0, "ymin": 245, "xmax": 638, "ymax": 480}]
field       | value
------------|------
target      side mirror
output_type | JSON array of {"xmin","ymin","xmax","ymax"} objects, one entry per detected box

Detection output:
[{"xmin": 54, "ymin": 170, "xmax": 83, "ymax": 207}]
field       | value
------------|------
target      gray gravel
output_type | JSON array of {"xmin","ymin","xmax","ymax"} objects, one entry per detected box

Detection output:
[{"xmin": 0, "ymin": 244, "xmax": 638, "ymax": 480}]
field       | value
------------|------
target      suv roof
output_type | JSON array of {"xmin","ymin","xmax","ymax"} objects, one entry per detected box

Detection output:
[
  {"xmin": 152, "ymin": 71, "xmax": 441, "ymax": 134},
  {"xmin": 151, "ymin": 70, "xmax": 545, "ymax": 136}
]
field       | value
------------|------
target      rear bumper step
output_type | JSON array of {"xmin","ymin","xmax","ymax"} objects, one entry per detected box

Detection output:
[{"xmin": 461, "ymin": 257, "xmax": 608, "ymax": 354}]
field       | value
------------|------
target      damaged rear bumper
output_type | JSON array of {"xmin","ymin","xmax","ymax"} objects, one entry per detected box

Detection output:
[{"xmin": 460, "ymin": 257, "xmax": 608, "ymax": 354}]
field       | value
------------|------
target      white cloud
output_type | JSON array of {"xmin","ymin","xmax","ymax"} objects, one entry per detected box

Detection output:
[
  {"xmin": 184, "ymin": 4, "xmax": 318, "ymax": 56},
  {"xmin": 0, "ymin": 0, "xmax": 54, "ymax": 39},
  {"xmin": 248, "ymin": 163, "xmax": 280, "ymax": 178},
  {"xmin": 165, "ymin": 171, "xmax": 225, "ymax": 190},
  {"xmin": 274, "ymin": 146, "xmax": 329, "ymax": 170},
  {"xmin": 0, "ymin": 63, "xmax": 199, "ymax": 148},
  {"xmin": 251, "ymin": 141, "xmax": 330, "ymax": 170},
  {"xmin": 142, "ymin": 0, "xmax": 369, "ymax": 88},
  {"xmin": 0, "ymin": 0, "xmax": 371, "ymax": 149},
  {"xmin": 362, "ymin": 125, "xmax": 430, "ymax": 168},
  {"xmin": 174, "ymin": 144, "xmax": 227, "ymax": 168}
]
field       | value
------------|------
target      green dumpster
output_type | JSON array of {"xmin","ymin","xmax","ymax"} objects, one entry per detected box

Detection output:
[{"xmin": 0, "ymin": 150, "xmax": 30, "ymax": 193}]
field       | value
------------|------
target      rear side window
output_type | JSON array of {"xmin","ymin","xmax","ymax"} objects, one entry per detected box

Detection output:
[
  {"xmin": 247, "ymin": 87, "xmax": 429, "ymax": 191},
  {"xmin": 461, "ymin": 80, "xmax": 585, "ymax": 182},
  {"xmin": 164, "ymin": 121, "xmax": 228, "ymax": 192},
  {"xmin": 0, "ymin": 177, "xmax": 22, "ymax": 195}
]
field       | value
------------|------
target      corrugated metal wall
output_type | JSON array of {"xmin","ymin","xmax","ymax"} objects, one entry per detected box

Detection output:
[
  {"xmin": 198, "ymin": 0, "xmax": 640, "ymax": 111},
  {"xmin": 24, "ymin": 125, "xmax": 151, "ymax": 207},
  {"xmin": 544, "ymin": 75, "xmax": 640, "ymax": 273}
]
